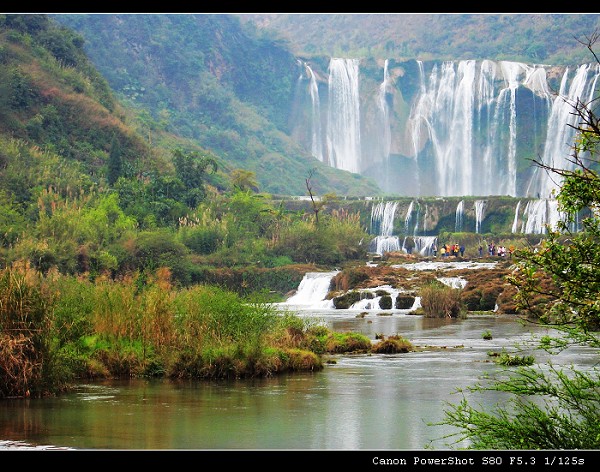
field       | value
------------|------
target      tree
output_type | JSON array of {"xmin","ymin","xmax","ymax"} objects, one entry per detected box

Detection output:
[
  {"xmin": 435, "ymin": 33, "xmax": 600, "ymax": 450},
  {"xmin": 231, "ymin": 168, "xmax": 258, "ymax": 192},
  {"xmin": 305, "ymin": 168, "xmax": 323, "ymax": 225},
  {"xmin": 172, "ymin": 148, "xmax": 218, "ymax": 208}
]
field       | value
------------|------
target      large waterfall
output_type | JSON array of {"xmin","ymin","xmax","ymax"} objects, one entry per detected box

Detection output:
[
  {"xmin": 326, "ymin": 58, "xmax": 361, "ymax": 173},
  {"xmin": 526, "ymin": 63, "xmax": 600, "ymax": 199},
  {"xmin": 293, "ymin": 58, "xmax": 600, "ymax": 198}
]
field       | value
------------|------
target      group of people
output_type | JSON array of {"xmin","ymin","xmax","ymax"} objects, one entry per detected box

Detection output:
[
  {"xmin": 431, "ymin": 242, "xmax": 514, "ymax": 258},
  {"xmin": 484, "ymin": 242, "xmax": 513, "ymax": 258},
  {"xmin": 433, "ymin": 243, "xmax": 465, "ymax": 257}
]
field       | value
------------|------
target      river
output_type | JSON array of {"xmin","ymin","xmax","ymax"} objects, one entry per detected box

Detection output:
[{"xmin": 0, "ymin": 264, "xmax": 597, "ymax": 451}]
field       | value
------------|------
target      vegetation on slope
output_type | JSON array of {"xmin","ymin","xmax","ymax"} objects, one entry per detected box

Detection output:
[
  {"xmin": 239, "ymin": 13, "xmax": 600, "ymax": 65},
  {"xmin": 53, "ymin": 13, "xmax": 381, "ymax": 196}
]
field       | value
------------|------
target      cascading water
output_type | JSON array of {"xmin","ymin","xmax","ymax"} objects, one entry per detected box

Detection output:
[
  {"xmin": 326, "ymin": 58, "xmax": 361, "ymax": 173},
  {"xmin": 474, "ymin": 200, "xmax": 486, "ymax": 233},
  {"xmin": 526, "ymin": 63, "xmax": 600, "ymax": 199},
  {"xmin": 455, "ymin": 200, "xmax": 464, "ymax": 232},
  {"xmin": 511, "ymin": 200, "xmax": 521, "ymax": 233},
  {"xmin": 369, "ymin": 201, "xmax": 400, "ymax": 255},
  {"xmin": 306, "ymin": 63, "xmax": 324, "ymax": 162},
  {"xmin": 377, "ymin": 59, "xmax": 393, "ymax": 191},
  {"xmin": 519, "ymin": 199, "xmax": 562, "ymax": 234},
  {"xmin": 294, "ymin": 58, "xmax": 599, "ymax": 198},
  {"xmin": 413, "ymin": 235, "xmax": 438, "ymax": 256},
  {"xmin": 282, "ymin": 271, "xmax": 338, "ymax": 308},
  {"xmin": 404, "ymin": 200, "xmax": 415, "ymax": 234}
]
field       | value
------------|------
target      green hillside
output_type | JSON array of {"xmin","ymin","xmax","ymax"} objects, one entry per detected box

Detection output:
[
  {"xmin": 238, "ymin": 13, "xmax": 600, "ymax": 65},
  {"xmin": 0, "ymin": 14, "xmax": 379, "ymax": 285},
  {"xmin": 53, "ymin": 14, "xmax": 381, "ymax": 197}
]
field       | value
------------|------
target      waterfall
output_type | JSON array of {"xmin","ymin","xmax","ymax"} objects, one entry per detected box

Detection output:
[
  {"xmin": 412, "ymin": 201, "xmax": 420, "ymax": 235},
  {"xmin": 283, "ymin": 271, "xmax": 338, "ymax": 307},
  {"xmin": 369, "ymin": 201, "xmax": 400, "ymax": 254},
  {"xmin": 379, "ymin": 59, "xmax": 392, "ymax": 162},
  {"xmin": 511, "ymin": 200, "xmax": 521, "ymax": 233},
  {"xmin": 455, "ymin": 200, "xmax": 464, "ymax": 232},
  {"xmin": 376, "ymin": 59, "xmax": 393, "ymax": 192},
  {"xmin": 526, "ymin": 63, "xmax": 600, "ymax": 198},
  {"xmin": 408, "ymin": 60, "xmax": 429, "ymax": 194},
  {"xmin": 306, "ymin": 63, "xmax": 324, "ymax": 162},
  {"xmin": 474, "ymin": 200, "xmax": 486, "ymax": 233},
  {"xmin": 371, "ymin": 201, "xmax": 398, "ymax": 236},
  {"xmin": 326, "ymin": 58, "xmax": 361, "ymax": 173},
  {"xmin": 413, "ymin": 235, "xmax": 438, "ymax": 256},
  {"xmin": 293, "ymin": 58, "xmax": 599, "ymax": 197},
  {"xmin": 404, "ymin": 200, "xmax": 415, "ymax": 234},
  {"xmin": 478, "ymin": 60, "xmax": 498, "ymax": 195},
  {"xmin": 519, "ymin": 199, "xmax": 564, "ymax": 234}
]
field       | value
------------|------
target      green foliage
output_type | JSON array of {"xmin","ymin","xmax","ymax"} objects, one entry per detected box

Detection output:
[
  {"xmin": 52, "ymin": 14, "xmax": 380, "ymax": 197},
  {"xmin": 107, "ymin": 134, "xmax": 122, "ymax": 186},
  {"xmin": 125, "ymin": 229, "xmax": 191, "ymax": 284},
  {"xmin": 172, "ymin": 148, "xmax": 217, "ymax": 207},
  {"xmin": 274, "ymin": 208, "xmax": 368, "ymax": 265},
  {"xmin": 0, "ymin": 190, "xmax": 26, "ymax": 248},
  {"xmin": 438, "ymin": 365, "xmax": 600, "ymax": 449}
]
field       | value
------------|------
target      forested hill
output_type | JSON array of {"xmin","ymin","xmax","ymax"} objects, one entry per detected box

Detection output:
[
  {"xmin": 238, "ymin": 13, "xmax": 600, "ymax": 65},
  {"xmin": 52, "ymin": 14, "xmax": 380, "ymax": 196},
  {"xmin": 0, "ymin": 14, "xmax": 158, "ymax": 181}
]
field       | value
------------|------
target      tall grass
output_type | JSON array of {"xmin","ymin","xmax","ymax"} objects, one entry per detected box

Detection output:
[
  {"xmin": 0, "ymin": 262, "xmax": 56, "ymax": 397},
  {"xmin": 419, "ymin": 281, "xmax": 465, "ymax": 318},
  {"xmin": 1, "ymin": 262, "xmax": 327, "ymax": 395}
]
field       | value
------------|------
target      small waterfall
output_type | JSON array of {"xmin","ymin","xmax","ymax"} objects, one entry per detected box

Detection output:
[
  {"xmin": 455, "ymin": 200, "xmax": 464, "ymax": 232},
  {"xmin": 326, "ymin": 58, "xmax": 361, "ymax": 173},
  {"xmin": 474, "ymin": 200, "xmax": 486, "ymax": 233},
  {"xmin": 371, "ymin": 201, "xmax": 398, "ymax": 236},
  {"xmin": 411, "ymin": 202, "xmax": 420, "ymax": 235},
  {"xmin": 369, "ymin": 201, "xmax": 400, "ymax": 255},
  {"xmin": 283, "ymin": 271, "xmax": 338, "ymax": 307},
  {"xmin": 404, "ymin": 200, "xmax": 415, "ymax": 234},
  {"xmin": 413, "ymin": 235, "xmax": 438, "ymax": 256},
  {"xmin": 520, "ymin": 198, "xmax": 563, "ymax": 234},
  {"xmin": 437, "ymin": 276, "xmax": 467, "ymax": 289},
  {"xmin": 511, "ymin": 200, "xmax": 521, "ymax": 233}
]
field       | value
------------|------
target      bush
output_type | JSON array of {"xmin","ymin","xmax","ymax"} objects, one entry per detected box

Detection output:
[
  {"xmin": 379, "ymin": 294, "xmax": 393, "ymax": 309},
  {"xmin": 396, "ymin": 294, "xmax": 416, "ymax": 309},
  {"xmin": 372, "ymin": 335, "xmax": 413, "ymax": 353},
  {"xmin": 419, "ymin": 281, "xmax": 465, "ymax": 318}
]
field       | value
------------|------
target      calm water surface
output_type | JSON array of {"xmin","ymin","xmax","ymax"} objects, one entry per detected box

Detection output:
[{"xmin": 1, "ymin": 311, "xmax": 595, "ymax": 451}]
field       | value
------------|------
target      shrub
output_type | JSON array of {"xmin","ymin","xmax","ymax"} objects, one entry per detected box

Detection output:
[
  {"xmin": 372, "ymin": 335, "xmax": 414, "ymax": 353},
  {"xmin": 419, "ymin": 281, "xmax": 465, "ymax": 318},
  {"xmin": 396, "ymin": 294, "xmax": 416, "ymax": 309},
  {"xmin": 379, "ymin": 294, "xmax": 393, "ymax": 309}
]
